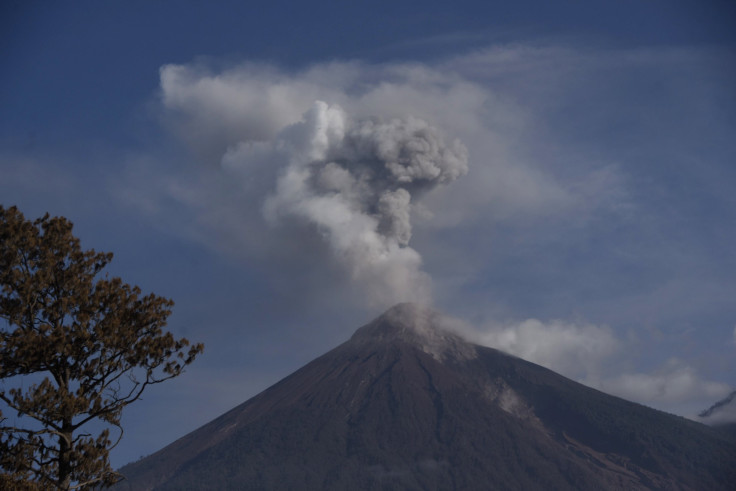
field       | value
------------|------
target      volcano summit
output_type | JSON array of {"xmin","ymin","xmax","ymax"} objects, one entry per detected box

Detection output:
[{"xmin": 116, "ymin": 304, "xmax": 736, "ymax": 490}]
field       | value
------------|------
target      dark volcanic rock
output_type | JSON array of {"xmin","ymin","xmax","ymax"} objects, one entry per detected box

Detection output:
[{"xmin": 116, "ymin": 304, "xmax": 736, "ymax": 490}]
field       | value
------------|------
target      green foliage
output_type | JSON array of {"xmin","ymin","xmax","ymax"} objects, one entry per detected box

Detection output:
[{"xmin": 0, "ymin": 205, "xmax": 204, "ymax": 489}]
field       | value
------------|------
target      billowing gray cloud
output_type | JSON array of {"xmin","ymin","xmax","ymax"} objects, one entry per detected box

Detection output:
[
  {"xmin": 150, "ymin": 58, "xmax": 591, "ymax": 289},
  {"xmin": 231, "ymin": 100, "xmax": 469, "ymax": 306}
]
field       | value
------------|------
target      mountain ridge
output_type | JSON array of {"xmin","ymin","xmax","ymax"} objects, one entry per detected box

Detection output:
[{"xmin": 116, "ymin": 304, "xmax": 736, "ymax": 490}]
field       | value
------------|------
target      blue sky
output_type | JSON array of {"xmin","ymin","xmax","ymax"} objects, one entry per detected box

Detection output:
[{"xmin": 2, "ymin": 0, "xmax": 736, "ymax": 467}]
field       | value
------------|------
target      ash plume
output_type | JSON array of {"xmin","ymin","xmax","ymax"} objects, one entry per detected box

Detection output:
[
  {"xmin": 698, "ymin": 389, "xmax": 736, "ymax": 424},
  {"xmin": 228, "ymin": 100, "xmax": 468, "ymax": 306}
]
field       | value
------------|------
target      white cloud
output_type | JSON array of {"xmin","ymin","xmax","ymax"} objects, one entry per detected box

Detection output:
[
  {"xmin": 158, "ymin": 63, "xmax": 326, "ymax": 159},
  {"xmin": 474, "ymin": 317, "xmax": 733, "ymax": 417},
  {"xmin": 595, "ymin": 359, "xmax": 731, "ymax": 406},
  {"xmin": 477, "ymin": 319, "xmax": 620, "ymax": 379}
]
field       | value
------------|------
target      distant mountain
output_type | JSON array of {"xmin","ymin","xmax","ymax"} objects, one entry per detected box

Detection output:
[{"xmin": 116, "ymin": 304, "xmax": 736, "ymax": 490}]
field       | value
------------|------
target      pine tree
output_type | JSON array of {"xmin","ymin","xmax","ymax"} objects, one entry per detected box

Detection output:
[{"xmin": 0, "ymin": 205, "xmax": 203, "ymax": 489}]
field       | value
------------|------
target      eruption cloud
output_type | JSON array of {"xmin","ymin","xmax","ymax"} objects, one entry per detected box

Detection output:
[{"xmin": 225, "ymin": 100, "xmax": 468, "ymax": 306}]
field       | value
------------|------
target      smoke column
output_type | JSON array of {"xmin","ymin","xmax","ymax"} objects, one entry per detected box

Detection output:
[{"xmin": 226, "ymin": 100, "xmax": 468, "ymax": 306}]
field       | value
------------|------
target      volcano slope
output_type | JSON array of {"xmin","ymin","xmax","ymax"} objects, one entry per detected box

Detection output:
[{"xmin": 116, "ymin": 304, "xmax": 736, "ymax": 490}]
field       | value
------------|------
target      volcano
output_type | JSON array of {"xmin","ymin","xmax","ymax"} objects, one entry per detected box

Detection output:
[{"xmin": 116, "ymin": 304, "xmax": 736, "ymax": 490}]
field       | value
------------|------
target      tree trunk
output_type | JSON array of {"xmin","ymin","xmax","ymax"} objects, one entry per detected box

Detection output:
[
  {"xmin": 58, "ymin": 366, "xmax": 73, "ymax": 490},
  {"xmin": 58, "ymin": 424, "xmax": 72, "ymax": 490}
]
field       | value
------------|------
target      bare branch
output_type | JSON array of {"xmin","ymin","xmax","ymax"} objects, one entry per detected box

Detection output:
[{"xmin": 0, "ymin": 425, "xmax": 68, "ymax": 443}]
